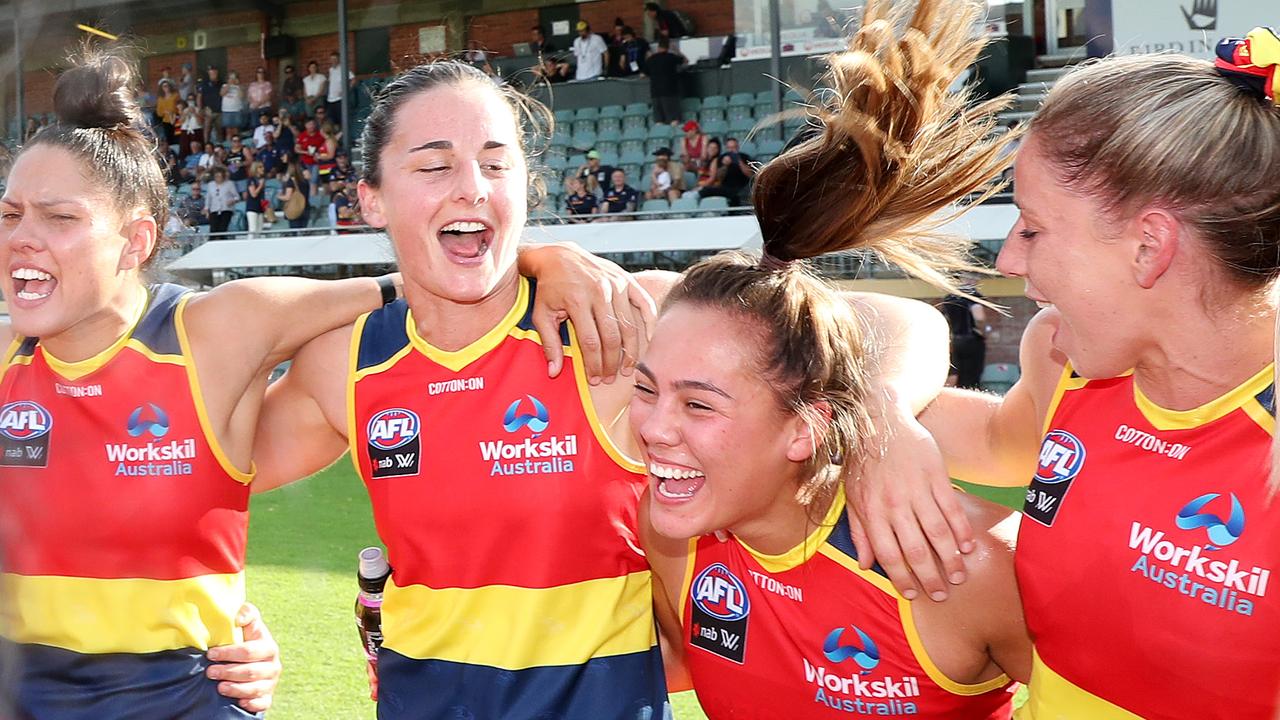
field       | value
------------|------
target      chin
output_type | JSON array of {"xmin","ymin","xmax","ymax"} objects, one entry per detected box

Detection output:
[{"xmin": 648, "ymin": 491, "xmax": 713, "ymax": 541}]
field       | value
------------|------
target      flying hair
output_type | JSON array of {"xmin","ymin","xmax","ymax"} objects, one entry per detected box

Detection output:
[{"xmin": 753, "ymin": 0, "xmax": 1019, "ymax": 292}]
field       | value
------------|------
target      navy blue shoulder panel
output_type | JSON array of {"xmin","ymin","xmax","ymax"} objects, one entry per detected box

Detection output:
[
  {"xmin": 356, "ymin": 300, "xmax": 411, "ymax": 371},
  {"xmin": 14, "ymin": 336, "xmax": 38, "ymax": 359},
  {"xmin": 514, "ymin": 278, "xmax": 572, "ymax": 347},
  {"xmin": 1257, "ymin": 383, "xmax": 1276, "ymax": 417},
  {"xmin": 826, "ymin": 509, "xmax": 891, "ymax": 581},
  {"xmin": 133, "ymin": 284, "xmax": 189, "ymax": 356}
]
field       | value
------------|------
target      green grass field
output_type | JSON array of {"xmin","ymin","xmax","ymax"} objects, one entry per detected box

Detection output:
[{"xmin": 245, "ymin": 462, "xmax": 1024, "ymax": 719}]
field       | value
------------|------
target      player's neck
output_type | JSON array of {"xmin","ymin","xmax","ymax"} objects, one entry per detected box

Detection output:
[{"xmin": 730, "ymin": 480, "xmax": 838, "ymax": 558}]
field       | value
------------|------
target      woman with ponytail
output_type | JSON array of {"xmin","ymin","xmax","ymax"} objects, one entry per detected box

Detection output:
[
  {"xmin": 858, "ymin": 25, "xmax": 1280, "ymax": 720},
  {"xmin": 632, "ymin": 1, "xmax": 1030, "ymax": 716},
  {"xmin": 0, "ymin": 47, "xmax": 650, "ymax": 717}
]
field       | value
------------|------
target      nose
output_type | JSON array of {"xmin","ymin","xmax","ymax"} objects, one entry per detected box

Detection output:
[
  {"xmin": 454, "ymin": 160, "xmax": 490, "ymax": 207},
  {"xmin": 635, "ymin": 395, "xmax": 681, "ymax": 455},
  {"xmin": 995, "ymin": 215, "xmax": 1027, "ymax": 279},
  {"xmin": 1, "ymin": 212, "xmax": 45, "ymax": 256}
]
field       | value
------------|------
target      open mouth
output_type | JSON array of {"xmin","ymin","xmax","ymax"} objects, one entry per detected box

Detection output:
[
  {"xmin": 11, "ymin": 267, "xmax": 57, "ymax": 302},
  {"xmin": 438, "ymin": 220, "xmax": 494, "ymax": 263},
  {"xmin": 650, "ymin": 461, "xmax": 707, "ymax": 502}
]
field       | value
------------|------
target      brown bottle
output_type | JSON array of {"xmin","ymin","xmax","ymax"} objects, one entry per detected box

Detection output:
[{"xmin": 355, "ymin": 546, "xmax": 391, "ymax": 666}]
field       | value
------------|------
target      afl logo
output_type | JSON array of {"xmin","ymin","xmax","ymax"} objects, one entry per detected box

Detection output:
[
  {"xmin": 1035, "ymin": 430, "xmax": 1086, "ymax": 485},
  {"xmin": 0, "ymin": 401, "xmax": 52, "ymax": 441},
  {"xmin": 367, "ymin": 408, "xmax": 420, "ymax": 451},
  {"xmin": 692, "ymin": 563, "xmax": 750, "ymax": 621}
]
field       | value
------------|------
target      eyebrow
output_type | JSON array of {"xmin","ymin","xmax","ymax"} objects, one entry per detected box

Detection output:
[
  {"xmin": 635, "ymin": 363, "xmax": 735, "ymax": 400},
  {"xmin": 407, "ymin": 140, "xmax": 508, "ymax": 153}
]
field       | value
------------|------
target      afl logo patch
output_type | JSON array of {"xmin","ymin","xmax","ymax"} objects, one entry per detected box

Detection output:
[
  {"xmin": 1035, "ymin": 430, "xmax": 1085, "ymax": 484},
  {"xmin": 367, "ymin": 408, "xmax": 420, "ymax": 451},
  {"xmin": 693, "ymin": 563, "xmax": 750, "ymax": 621},
  {"xmin": 0, "ymin": 401, "xmax": 52, "ymax": 441},
  {"xmin": 0, "ymin": 401, "xmax": 52, "ymax": 468},
  {"xmin": 367, "ymin": 408, "xmax": 421, "ymax": 479}
]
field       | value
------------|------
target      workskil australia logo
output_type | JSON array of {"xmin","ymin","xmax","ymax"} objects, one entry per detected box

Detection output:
[
  {"xmin": 1130, "ymin": 492, "xmax": 1267, "ymax": 616},
  {"xmin": 806, "ymin": 624, "xmax": 922, "ymax": 715},
  {"xmin": 481, "ymin": 395, "xmax": 578, "ymax": 476},
  {"xmin": 108, "ymin": 404, "xmax": 196, "ymax": 477},
  {"xmin": 0, "ymin": 400, "xmax": 52, "ymax": 468}
]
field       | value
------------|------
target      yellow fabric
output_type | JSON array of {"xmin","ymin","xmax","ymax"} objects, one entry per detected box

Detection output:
[{"xmin": 1016, "ymin": 650, "xmax": 1141, "ymax": 720}]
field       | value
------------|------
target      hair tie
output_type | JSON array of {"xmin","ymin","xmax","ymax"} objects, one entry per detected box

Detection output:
[
  {"xmin": 759, "ymin": 252, "xmax": 795, "ymax": 271},
  {"xmin": 1215, "ymin": 27, "xmax": 1280, "ymax": 106}
]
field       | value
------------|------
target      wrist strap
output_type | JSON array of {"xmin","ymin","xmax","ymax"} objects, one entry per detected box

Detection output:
[{"xmin": 377, "ymin": 276, "xmax": 397, "ymax": 305}]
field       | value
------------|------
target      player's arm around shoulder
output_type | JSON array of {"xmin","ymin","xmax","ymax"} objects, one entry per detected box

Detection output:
[
  {"xmin": 918, "ymin": 307, "xmax": 1066, "ymax": 487},
  {"xmin": 252, "ymin": 324, "xmax": 354, "ymax": 492},
  {"xmin": 638, "ymin": 492, "xmax": 694, "ymax": 693}
]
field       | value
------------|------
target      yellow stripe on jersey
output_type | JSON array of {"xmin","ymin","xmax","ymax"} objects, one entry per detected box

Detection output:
[
  {"xmin": 565, "ymin": 322, "xmax": 645, "ymax": 474},
  {"xmin": 346, "ymin": 311, "xmax": 370, "ymax": 479},
  {"xmin": 1, "ymin": 572, "xmax": 244, "ymax": 654},
  {"xmin": 3, "ymin": 336, "xmax": 21, "ymax": 366},
  {"xmin": 382, "ymin": 570, "xmax": 656, "ymax": 670},
  {"xmin": 174, "ymin": 296, "xmax": 254, "ymax": 485},
  {"xmin": 1016, "ymin": 649, "xmax": 1141, "ymax": 720},
  {"xmin": 405, "ymin": 278, "xmax": 530, "ymax": 373},
  {"xmin": 36, "ymin": 292, "xmax": 151, "ymax": 380},
  {"xmin": 1133, "ymin": 362, "xmax": 1274, "ymax": 432},
  {"xmin": 1041, "ymin": 364, "xmax": 1092, "ymax": 436},
  {"xmin": 677, "ymin": 537, "xmax": 699, "ymax": 626},
  {"xmin": 1242, "ymin": 395, "xmax": 1276, "ymax": 434},
  {"xmin": 740, "ymin": 487, "xmax": 846, "ymax": 574}
]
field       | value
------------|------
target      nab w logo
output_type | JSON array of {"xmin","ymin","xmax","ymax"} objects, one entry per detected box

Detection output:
[
  {"xmin": 127, "ymin": 403, "xmax": 170, "ymax": 439},
  {"xmin": 1035, "ymin": 430, "xmax": 1086, "ymax": 484},
  {"xmin": 692, "ymin": 563, "xmax": 750, "ymax": 621},
  {"xmin": 367, "ymin": 408, "xmax": 420, "ymax": 451},
  {"xmin": 1176, "ymin": 492, "xmax": 1245, "ymax": 550},
  {"xmin": 823, "ymin": 625, "xmax": 880, "ymax": 673},
  {"xmin": 503, "ymin": 395, "xmax": 549, "ymax": 435},
  {"xmin": 0, "ymin": 401, "xmax": 52, "ymax": 441}
]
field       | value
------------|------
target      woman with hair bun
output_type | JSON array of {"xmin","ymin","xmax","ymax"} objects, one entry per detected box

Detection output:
[
  {"xmin": 860, "ymin": 26, "xmax": 1280, "ymax": 720},
  {"xmin": 0, "ymin": 48, "xmax": 651, "ymax": 718},
  {"xmin": 635, "ymin": 1, "xmax": 1030, "ymax": 716}
]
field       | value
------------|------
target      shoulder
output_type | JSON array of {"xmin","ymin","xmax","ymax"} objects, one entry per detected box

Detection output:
[{"xmin": 940, "ymin": 492, "xmax": 1020, "ymax": 614}]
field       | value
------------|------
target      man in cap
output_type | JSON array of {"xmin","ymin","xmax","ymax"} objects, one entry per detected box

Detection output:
[
  {"xmin": 576, "ymin": 150, "xmax": 615, "ymax": 196},
  {"xmin": 571, "ymin": 21, "xmax": 608, "ymax": 80}
]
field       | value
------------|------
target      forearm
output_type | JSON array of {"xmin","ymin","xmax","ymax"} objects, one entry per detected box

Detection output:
[
  {"xmin": 918, "ymin": 388, "xmax": 1035, "ymax": 487},
  {"xmin": 846, "ymin": 292, "xmax": 949, "ymax": 415}
]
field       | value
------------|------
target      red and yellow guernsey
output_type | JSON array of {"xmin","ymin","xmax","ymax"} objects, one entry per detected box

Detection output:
[
  {"xmin": 0, "ymin": 283, "xmax": 254, "ymax": 719},
  {"xmin": 680, "ymin": 488, "xmax": 1015, "ymax": 719},
  {"xmin": 1017, "ymin": 364, "xmax": 1280, "ymax": 719},
  {"xmin": 348, "ymin": 276, "xmax": 668, "ymax": 718}
]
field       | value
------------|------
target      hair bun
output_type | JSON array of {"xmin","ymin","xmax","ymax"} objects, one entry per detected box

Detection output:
[{"xmin": 53, "ymin": 50, "xmax": 141, "ymax": 130}]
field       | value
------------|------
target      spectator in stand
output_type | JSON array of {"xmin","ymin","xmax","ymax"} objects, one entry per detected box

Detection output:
[
  {"xmin": 205, "ymin": 166, "xmax": 240, "ymax": 236},
  {"xmin": 245, "ymin": 161, "xmax": 267, "ymax": 237},
  {"xmin": 229, "ymin": 134, "xmax": 245, "ymax": 159},
  {"xmin": 679, "ymin": 119, "xmax": 705, "ymax": 172},
  {"xmin": 258, "ymin": 131, "xmax": 281, "ymax": 175},
  {"xmin": 316, "ymin": 122, "xmax": 340, "ymax": 184},
  {"xmin": 197, "ymin": 65, "xmax": 224, "ymax": 140},
  {"xmin": 156, "ymin": 80, "xmax": 179, "ymax": 142},
  {"xmin": 178, "ymin": 62, "xmax": 194, "ymax": 100},
  {"xmin": 576, "ymin": 150, "xmax": 615, "ymax": 196},
  {"xmin": 202, "ymin": 144, "xmax": 224, "ymax": 180},
  {"xmin": 464, "ymin": 41, "xmax": 497, "ymax": 77},
  {"xmin": 645, "ymin": 2, "xmax": 688, "ymax": 39},
  {"xmin": 280, "ymin": 156, "xmax": 311, "ymax": 229},
  {"xmin": 248, "ymin": 66, "xmax": 273, "ymax": 117},
  {"xmin": 328, "ymin": 150, "xmax": 355, "ymax": 188},
  {"xmin": 313, "ymin": 104, "xmax": 330, "ymax": 130},
  {"xmin": 303, "ymin": 60, "xmax": 327, "ymax": 115},
  {"xmin": 274, "ymin": 113, "xmax": 296, "ymax": 153},
  {"xmin": 280, "ymin": 64, "xmax": 304, "ymax": 119},
  {"xmin": 646, "ymin": 147, "xmax": 685, "ymax": 202},
  {"xmin": 221, "ymin": 70, "xmax": 247, "ymax": 132},
  {"xmin": 295, "ymin": 118, "xmax": 326, "ymax": 189},
  {"xmin": 179, "ymin": 95, "xmax": 203, "ymax": 143},
  {"xmin": 176, "ymin": 181, "xmax": 207, "ymax": 226},
  {"xmin": 605, "ymin": 19, "xmax": 626, "ymax": 77},
  {"xmin": 644, "ymin": 37, "xmax": 685, "ymax": 125},
  {"xmin": 530, "ymin": 25, "xmax": 556, "ymax": 55},
  {"xmin": 700, "ymin": 136, "xmax": 755, "ymax": 205},
  {"xmin": 571, "ymin": 21, "xmax": 608, "ymax": 81},
  {"xmin": 163, "ymin": 149, "xmax": 181, "ymax": 185},
  {"xmin": 180, "ymin": 139, "xmax": 206, "ymax": 181},
  {"xmin": 326, "ymin": 52, "xmax": 354, "ymax": 126},
  {"xmin": 332, "ymin": 181, "xmax": 360, "ymax": 228},
  {"xmin": 532, "ymin": 55, "xmax": 570, "ymax": 83},
  {"xmin": 616, "ymin": 26, "xmax": 649, "ymax": 77},
  {"xmin": 563, "ymin": 176, "xmax": 599, "ymax": 221},
  {"xmin": 696, "ymin": 136, "xmax": 722, "ymax": 188},
  {"xmin": 600, "ymin": 168, "xmax": 639, "ymax": 219},
  {"xmin": 155, "ymin": 66, "xmax": 174, "ymax": 93},
  {"xmin": 813, "ymin": 0, "xmax": 850, "ymax": 38},
  {"xmin": 252, "ymin": 113, "xmax": 275, "ymax": 148}
]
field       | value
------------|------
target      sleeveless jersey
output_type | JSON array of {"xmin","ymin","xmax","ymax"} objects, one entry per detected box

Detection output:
[
  {"xmin": 0, "ymin": 283, "xmax": 255, "ymax": 719},
  {"xmin": 1017, "ymin": 364, "xmax": 1280, "ymax": 719},
  {"xmin": 681, "ymin": 489, "xmax": 1015, "ymax": 719},
  {"xmin": 349, "ymin": 277, "xmax": 668, "ymax": 719}
]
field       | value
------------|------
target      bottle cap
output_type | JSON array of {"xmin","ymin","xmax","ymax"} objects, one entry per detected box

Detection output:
[{"xmin": 359, "ymin": 546, "xmax": 389, "ymax": 579}]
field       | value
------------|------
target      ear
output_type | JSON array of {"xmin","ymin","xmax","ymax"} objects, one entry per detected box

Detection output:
[
  {"xmin": 1132, "ymin": 208, "xmax": 1181, "ymax": 289},
  {"xmin": 357, "ymin": 179, "xmax": 387, "ymax": 229},
  {"xmin": 785, "ymin": 402, "xmax": 832, "ymax": 463},
  {"xmin": 119, "ymin": 215, "xmax": 158, "ymax": 272}
]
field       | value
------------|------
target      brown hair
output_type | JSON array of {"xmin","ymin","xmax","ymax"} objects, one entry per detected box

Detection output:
[
  {"xmin": 23, "ymin": 46, "xmax": 169, "ymax": 265},
  {"xmin": 666, "ymin": 0, "xmax": 1017, "ymax": 505}
]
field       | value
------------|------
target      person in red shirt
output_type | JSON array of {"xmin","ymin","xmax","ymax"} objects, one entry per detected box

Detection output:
[{"xmin": 294, "ymin": 118, "xmax": 326, "ymax": 188}]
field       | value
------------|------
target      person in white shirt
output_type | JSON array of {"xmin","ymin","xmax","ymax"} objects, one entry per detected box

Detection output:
[
  {"xmin": 326, "ymin": 52, "xmax": 354, "ymax": 125},
  {"xmin": 302, "ymin": 60, "xmax": 327, "ymax": 114},
  {"xmin": 252, "ymin": 112, "xmax": 276, "ymax": 149},
  {"xmin": 220, "ymin": 70, "xmax": 247, "ymax": 132},
  {"xmin": 204, "ymin": 167, "xmax": 241, "ymax": 235},
  {"xmin": 571, "ymin": 21, "xmax": 608, "ymax": 81}
]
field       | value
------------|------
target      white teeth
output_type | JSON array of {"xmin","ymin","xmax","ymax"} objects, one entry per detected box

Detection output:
[
  {"xmin": 656, "ymin": 482, "xmax": 697, "ymax": 500},
  {"xmin": 441, "ymin": 221, "xmax": 487, "ymax": 233},
  {"xmin": 1036, "ymin": 302, "xmax": 1053, "ymax": 309},
  {"xmin": 16, "ymin": 290, "xmax": 50, "ymax": 300},
  {"xmin": 648, "ymin": 462, "xmax": 705, "ymax": 480},
  {"xmin": 11, "ymin": 268, "xmax": 52, "ymax": 281}
]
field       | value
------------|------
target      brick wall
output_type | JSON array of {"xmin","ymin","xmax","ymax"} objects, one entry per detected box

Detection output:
[
  {"xmin": 22, "ymin": 69, "xmax": 58, "ymax": 116},
  {"xmin": 144, "ymin": 52, "xmax": 198, "ymax": 88},
  {"xmin": 389, "ymin": 23, "xmax": 449, "ymax": 71},
  {"xmin": 296, "ymin": 33, "xmax": 358, "ymax": 72},
  {"xmin": 467, "ymin": 8, "xmax": 539, "ymax": 55}
]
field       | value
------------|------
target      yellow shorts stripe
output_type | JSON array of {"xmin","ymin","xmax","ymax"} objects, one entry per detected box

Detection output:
[
  {"xmin": 1016, "ymin": 649, "xmax": 1140, "ymax": 720},
  {"xmin": 382, "ymin": 570, "xmax": 657, "ymax": 670},
  {"xmin": 1, "ymin": 572, "xmax": 244, "ymax": 654}
]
